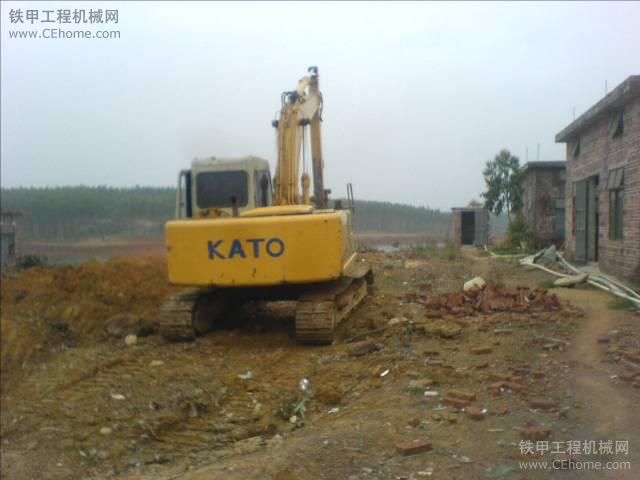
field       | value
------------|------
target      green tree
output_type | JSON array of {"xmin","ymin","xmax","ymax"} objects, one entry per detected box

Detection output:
[{"xmin": 481, "ymin": 149, "xmax": 524, "ymax": 221}]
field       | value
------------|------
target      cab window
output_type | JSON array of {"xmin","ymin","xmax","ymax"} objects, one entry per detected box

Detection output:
[{"xmin": 196, "ymin": 171, "xmax": 248, "ymax": 208}]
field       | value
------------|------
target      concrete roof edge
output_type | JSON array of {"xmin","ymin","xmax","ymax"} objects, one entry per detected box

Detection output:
[
  {"xmin": 522, "ymin": 161, "xmax": 566, "ymax": 171},
  {"xmin": 555, "ymin": 75, "xmax": 640, "ymax": 143}
]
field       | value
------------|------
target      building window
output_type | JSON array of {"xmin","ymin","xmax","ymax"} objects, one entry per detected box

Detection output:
[
  {"xmin": 572, "ymin": 137, "xmax": 580, "ymax": 158},
  {"xmin": 608, "ymin": 167, "xmax": 624, "ymax": 240},
  {"xmin": 609, "ymin": 110, "xmax": 624, "ymax": 139}
]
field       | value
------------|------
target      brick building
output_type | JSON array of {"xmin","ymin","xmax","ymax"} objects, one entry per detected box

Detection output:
[
  {"xmin": 556, "ymin": 75, "xmax": 640, "ymax": 282},
  {"xmin": 450, "ymin": 207, "xmax": 489, "ymax": 247},
  {"xmin": 521, "ymin": 161, "xmax": 566, "ymax": 246}
]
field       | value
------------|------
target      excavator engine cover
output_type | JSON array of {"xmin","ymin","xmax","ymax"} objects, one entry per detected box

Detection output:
[{"xmin": 166, "ymin": 209, "xmax": 352, "ymax": 287}]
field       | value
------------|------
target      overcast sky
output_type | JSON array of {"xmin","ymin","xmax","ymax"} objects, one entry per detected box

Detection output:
[{"xmin": 1, "ymin": 1, "xmax": 639, "ymax": 209}]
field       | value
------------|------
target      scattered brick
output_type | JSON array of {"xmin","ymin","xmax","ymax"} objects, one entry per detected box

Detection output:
[
  {"xmin": 444, "ymin": 397, "xmax": 470, "ymax": 409},
  {"xmin": 447, "ymin": 389, "xmax": 476, "ymax": 402},
  {"xmin": 489, "ymin": 382, "xmax": 505, "ymax": 391},
  {"xmin": 410, "ymin": 379, "xmax": 434, "ymax": 388},
  {"xmin": 490, "ymin": 381, "xmax": 526, "ymax": 392},
  {"xmin": 396, "ymin": 439, "xmax": 432, "ymax": 456},
  {"xmin": 619, "ymin": 371, "xmax": 638, "ymax": 382},
  {"xmin": 407, "ymin": 285, "xmax": 562, "ymax": 316},
  {"xmin": 471, "ymin": 346, "xmax": 493, "ymax": 355},
  {"xmin": 348, "ymin": 340, "xmax": 380, "ymax": 357},
  {"xmin": 408, "ymin": 417, "xmax": 421, "ymax": 428},
  {"xmin": 622, "ymin": 351, "xmax": 640, "ymax": 364},
  {"xmin": 466, "ymin": 406, "xmax": 485, "ymax": 420},
  {"xmin": 529, "ymin": 399, "xmax": 559, "ymax": 410},
  {"xmin": 520, "ymin": 426, "xmax": 551, "ymax": 441},
  {"xmin": 502, "ymin": 381, "xmax": 527, "ymax": 391}
]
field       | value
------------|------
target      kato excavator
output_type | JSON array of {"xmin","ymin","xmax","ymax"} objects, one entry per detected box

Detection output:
[{"xmin": 159, "ymin": 67, "xmax": 372, "ymax": 344}]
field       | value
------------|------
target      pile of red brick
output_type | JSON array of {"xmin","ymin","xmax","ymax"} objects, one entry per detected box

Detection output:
[{"xmin": 407, "ymin": 285, "xmax": 560, "ymax": 317}]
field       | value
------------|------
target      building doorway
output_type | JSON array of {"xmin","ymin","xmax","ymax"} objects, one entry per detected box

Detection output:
[
  {"xmin": 461, "ymin": 211, "xmax": 475, "ymax": 245},
  {"xmin": 574, "ymin": 176, "xmax": 599, "ymax": 263}
]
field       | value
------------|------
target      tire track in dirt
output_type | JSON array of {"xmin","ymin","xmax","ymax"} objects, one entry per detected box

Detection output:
[{"xmin": 3, "ymin": 332, "xmax": 337, "ymax": 476}]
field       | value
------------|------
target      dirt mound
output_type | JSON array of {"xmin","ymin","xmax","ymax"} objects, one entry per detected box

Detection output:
[{"xmin": 0, "ymin": 256, "xmax": 170, "ymax": 380}]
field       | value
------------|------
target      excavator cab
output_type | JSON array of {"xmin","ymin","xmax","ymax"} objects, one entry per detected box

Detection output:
[{"xmin": 175, "ymin": 156, "xmax": 272, "ymax": 219}]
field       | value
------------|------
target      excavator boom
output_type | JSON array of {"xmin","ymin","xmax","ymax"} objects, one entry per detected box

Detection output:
[{"xmin": 273, "ymin": 67, "xmax": 325, "ymax": 207}]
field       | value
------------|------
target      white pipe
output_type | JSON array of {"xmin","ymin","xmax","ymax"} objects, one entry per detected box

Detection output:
[
  {"xmin": 557, "ymin": 253, "xmax": 640, "ymax": 300},
  {"xmin": 488, "ymin": 248, "xmax": 640, "ymax": 308}
]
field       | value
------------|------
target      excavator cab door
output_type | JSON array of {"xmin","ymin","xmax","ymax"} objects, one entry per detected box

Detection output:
[
  {"xmin": 255, "ymin": 169, "xmax": 273, "ymax": 207},
  {"xmin": 176, "ymin": 169, "xmax": 193, "ymax": 219}
]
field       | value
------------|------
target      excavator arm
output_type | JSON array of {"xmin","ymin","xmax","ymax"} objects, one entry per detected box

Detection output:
[{"xmin": 273, "ymin": 67, "xmax": 326, "ymax": 208}]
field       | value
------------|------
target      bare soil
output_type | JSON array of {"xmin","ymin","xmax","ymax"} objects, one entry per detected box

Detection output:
[{"xmin": 1, "ymin": 250, "xmax": 639, "ymax": 480}]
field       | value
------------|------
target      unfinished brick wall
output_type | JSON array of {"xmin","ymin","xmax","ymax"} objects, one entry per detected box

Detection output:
[
  {"xmin": 451, "ymin": 210, "xmax": 462, "ymax": 247},
  {"xmin": 522, "ymin": 167, "xmax": 565, "ymax": 245},
  {"xmin": 564, "ymin": 96, "xmax": 640, "ymax": 282}
]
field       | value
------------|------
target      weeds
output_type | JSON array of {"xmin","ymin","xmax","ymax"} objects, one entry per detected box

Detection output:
[{"xmin": 15, "ymin": 254, "xmax": 48, "ymax": 271}]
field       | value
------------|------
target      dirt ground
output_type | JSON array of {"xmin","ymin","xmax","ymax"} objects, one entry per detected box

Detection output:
[{"xmin": 1, "ymin": 249, "xmax": 639, "ymax": 480}]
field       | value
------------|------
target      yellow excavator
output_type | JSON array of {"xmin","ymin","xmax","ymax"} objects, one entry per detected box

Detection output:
[{"xmin": 159, "ymin": 67, "xmax": 372, "ymax": 344}]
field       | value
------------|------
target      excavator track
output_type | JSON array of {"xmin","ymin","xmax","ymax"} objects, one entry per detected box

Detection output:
[
  {"xmin": 160, "ymin": 264, "xmax": 372, "ymax": 345},
  {"xmin": 295, "ymin": 264, "xmax": 372, "ymax": 345},
  {"xmin": 158, "ymin": 289, "xmax": 200, "ymax": 342},
  {"xmin": 160, "ymin": 288, "xmax": 228, "ymax": 342}
]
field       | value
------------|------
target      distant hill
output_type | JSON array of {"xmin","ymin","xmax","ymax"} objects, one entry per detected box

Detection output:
[{"xmin": 1, "ymin": 187, "xmax": 507, "ymax": 241}]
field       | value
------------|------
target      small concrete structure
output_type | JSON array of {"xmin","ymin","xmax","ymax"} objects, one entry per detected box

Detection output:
[
  {"xmin": 1, "ymin": 209, "xmax": 23, "ymax": 271},
  {"xmin": 521, "ymin": 161, "xmax": 566, "ymax": 246},
  {"xmin": 556, "ymin": 75, "xmax": 640, "ymax": 281},
  {"xmin": 451, "ymin": 207, "xmax": 489, "ymax": 247}
]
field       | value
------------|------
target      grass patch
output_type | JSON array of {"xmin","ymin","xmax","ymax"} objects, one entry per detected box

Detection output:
[
  {"xmin": 538, "ymin": 280, "xmax": 558, "ymax": 289},
  {"xmin": 608, "ymin": 298, "xmax": 638, "ymax": 311}
]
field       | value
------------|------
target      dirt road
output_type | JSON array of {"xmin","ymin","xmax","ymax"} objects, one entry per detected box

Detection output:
[{"xmin": 1, "ymin": 251, "xmax": 638, "ymax": 479}]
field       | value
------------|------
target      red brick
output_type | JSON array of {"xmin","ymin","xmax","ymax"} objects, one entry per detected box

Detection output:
[
  {"xmin": 466, "ymin": 406, "xmax": 485, "ymax": 420},
  {"xmin": 471, "ymin": 345, "xmax": 493, "ymax": 355},
  {"xmin": 447, "ymin": 389, "xmax": 476, "ymax": 402},
  {"xmin": 529, "ymin": 399, "xmax": 559, "ymax": 410},
  {"xmin": 502, "ymin": 381, "xmax": 527, "ymax": 391},
  {"xmin": 407, "ymin": 417, "xmax": 421, "ymax": 428},
  {"xmin": 396, "ymin": 439, "xmax": 432, "ymax": 456},
  {"xmin": 443, "ymin": 397, "xmax": 470, "ymax": 409},
  {"xmin": 520, "ymin": 426, "xmax": 551, "ymax": 441}
]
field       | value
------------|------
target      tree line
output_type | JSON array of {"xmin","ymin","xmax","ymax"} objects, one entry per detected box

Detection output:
[{"xmin": 1, "ymin": 187, "xmax": 456, "ymax": 241}]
